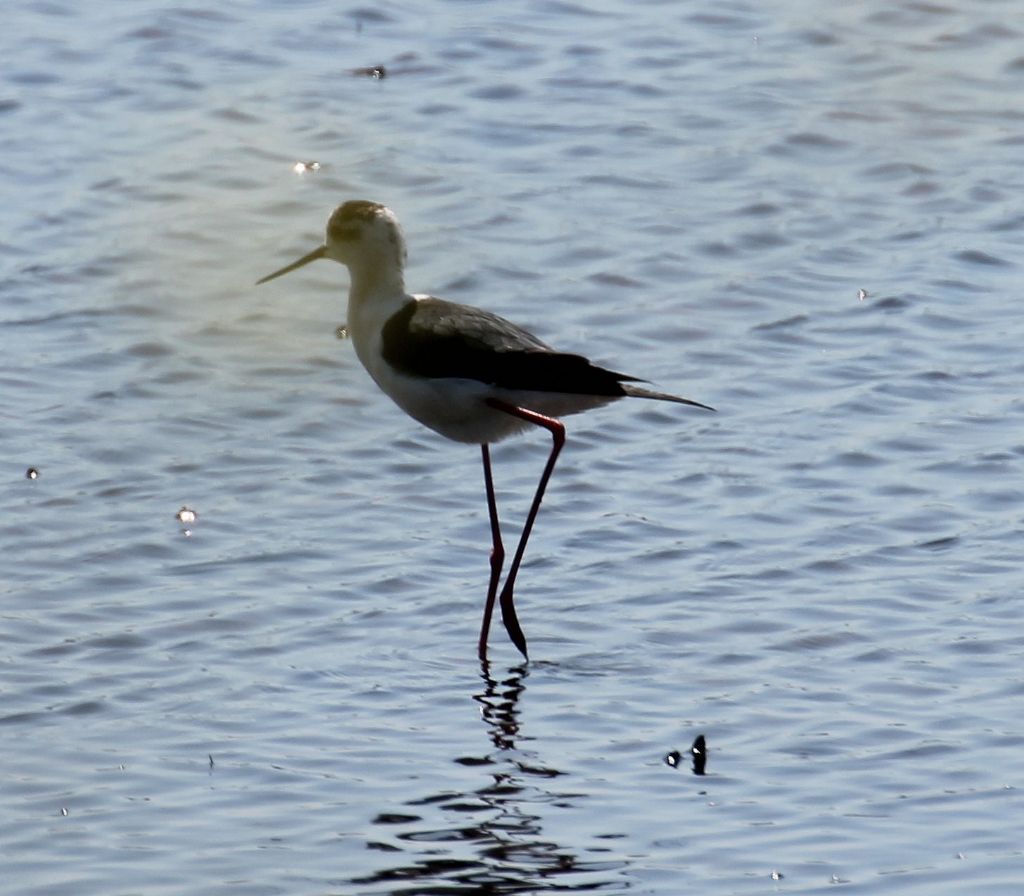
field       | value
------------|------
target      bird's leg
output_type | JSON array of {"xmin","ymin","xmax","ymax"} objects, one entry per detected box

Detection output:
[
  {"xmin": 485, "ymin": 398, "xmax": 566, "ymax": 659},
  {"xmin": 478, "ymin": 443, "xmax": 505, "ymax": 661}
]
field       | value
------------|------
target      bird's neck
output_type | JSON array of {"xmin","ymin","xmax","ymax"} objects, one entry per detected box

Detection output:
[
  {"xmin": 346, "ymin": 256, "xmax": 406, "ymax": 303},
  {"xmin": 345, "ymin": 257, "xmax": 411, "ymax": 361}
]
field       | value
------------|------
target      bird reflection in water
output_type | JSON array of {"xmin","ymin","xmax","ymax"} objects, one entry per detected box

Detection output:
[{"xmin": 350, "ymin": 663, "xmax": 629, "ymax": 893}]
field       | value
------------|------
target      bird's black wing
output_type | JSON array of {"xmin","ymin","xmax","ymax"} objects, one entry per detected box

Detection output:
[{"xmin": 381, "ymin": 298, "xmax": 641, "ymax": 396}]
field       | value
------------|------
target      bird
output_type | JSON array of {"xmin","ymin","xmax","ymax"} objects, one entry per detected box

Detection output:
[{"xmin": 257, "ymin": 200, "xmax": 713, "ymax": 661}]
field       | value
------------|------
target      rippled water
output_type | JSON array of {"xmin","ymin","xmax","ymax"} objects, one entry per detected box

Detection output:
[{"xmin": 4, "ymin": 1, "xmax": 1024, "ymax": 893}]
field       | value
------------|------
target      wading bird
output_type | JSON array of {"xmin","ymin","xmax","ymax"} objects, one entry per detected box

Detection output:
[{"xmin": 258, "ymin": 200, "xmax": 712, "ymax": 660}]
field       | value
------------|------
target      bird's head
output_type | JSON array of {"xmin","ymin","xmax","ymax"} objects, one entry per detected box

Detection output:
[{"xmin": 257, "ymin": 199, "xmax": 407, "ymax": 286}]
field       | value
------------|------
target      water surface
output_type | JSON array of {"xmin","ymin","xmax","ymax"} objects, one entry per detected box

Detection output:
[{"xmin": 3, "ymin": 1, "xmax": 1024, "ymax": 893}]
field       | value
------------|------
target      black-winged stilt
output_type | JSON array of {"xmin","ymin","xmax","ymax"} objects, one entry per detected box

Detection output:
[{"xmin": 257, "ymin": 200, "xmax": 712, "ymax": 660}]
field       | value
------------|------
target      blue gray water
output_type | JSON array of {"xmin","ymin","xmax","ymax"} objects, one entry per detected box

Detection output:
[{"xmin": 3, "ymin": 1, "xmax": 1024, "ymax": 893}]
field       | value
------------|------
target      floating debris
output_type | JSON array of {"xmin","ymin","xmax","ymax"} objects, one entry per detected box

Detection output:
[
  {"xmin": 293, "ymin": 160, "xmax": 321, "ymax": 175},
  {"xmin": 351, "ymin": 64, "xmax": 386, "ymax": 79},
  {"xmin": 335, "ymin": 324, "xmax": 349, "ymax": 340},
  {"xmin": 770, "ymin": 870, "xmax": 784, "ymax": 881},
  {"xmin": 858, "ymin": 288, "xmax": 869, "ymax": 301},
  {"xmin": 59, "ymin": 807, "xmax": 69, "ymax": 817},
  {"xmin": 209, "ymin": 754, "xmax": 215, "ymax": 768},
  {"xmin": 26, "ymin": 467, "xmax": 39, "ymax": 480},
  {"xmin": 664, "ymin": 734, "xmax": 707, "ymax": 775},
  {"xmin": 176, "ymin": 506, "xmax": 197, "ymax": 537},
  {"xmin": 691, "ymin": 734, "xmax": 707, "ymax": 776}
]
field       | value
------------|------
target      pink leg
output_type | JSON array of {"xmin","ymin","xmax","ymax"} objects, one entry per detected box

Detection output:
[
  {"xmin": 478, "ymin": 444, "xmax": 505, "ymax": 661},
  {"xmin": 485, "ymin": 398, "xmax": 566, "ymax": 659}
]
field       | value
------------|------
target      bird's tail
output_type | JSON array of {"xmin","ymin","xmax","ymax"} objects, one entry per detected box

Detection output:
[{"xmin": 621, "ymin": 382, "xmax": 715, "ymax": 411}]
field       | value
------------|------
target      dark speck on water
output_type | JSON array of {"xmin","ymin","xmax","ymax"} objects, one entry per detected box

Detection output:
[
  {"xmin": 691, "ymin": 734, "xmax": 707, "ymax": 776},
  {"xmin": 664, "ymin": 735, "xmax": 707, "ymax": 775},
  {"xmin": 351, "ymin": 64, "xmax": 387, "ymax": 79}
]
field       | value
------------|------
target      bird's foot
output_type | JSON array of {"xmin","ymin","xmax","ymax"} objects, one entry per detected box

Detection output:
[{"xmin": 499, "ymin": 583, "xmax": 528, "ymax": 659}]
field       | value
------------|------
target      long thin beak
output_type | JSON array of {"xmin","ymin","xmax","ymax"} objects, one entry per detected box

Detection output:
[{"xmin": 256, "ymin": 244, "xmax": 328, "ymax": 285}]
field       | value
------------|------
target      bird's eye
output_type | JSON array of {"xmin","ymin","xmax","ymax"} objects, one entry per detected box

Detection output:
[{"xmin": 329, "ymin": 224, "xmax": 361, "ymax": 242}]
